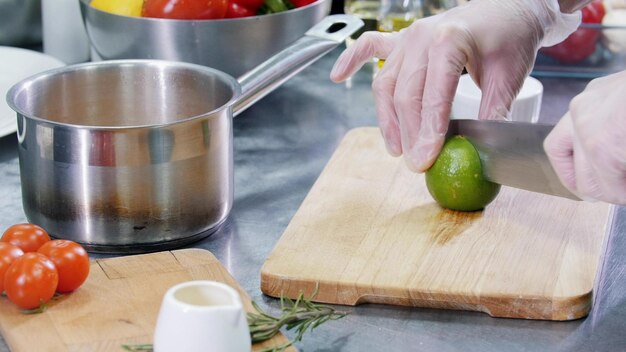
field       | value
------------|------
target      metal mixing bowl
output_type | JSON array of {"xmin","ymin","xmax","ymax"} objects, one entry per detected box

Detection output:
[
  {"xmin": 0, "ymin": 0, "xmax": 42, "ymax": 46},
  {"xmin": 79, "ymin": 0, "xmax": 332, "ymax": 77}
]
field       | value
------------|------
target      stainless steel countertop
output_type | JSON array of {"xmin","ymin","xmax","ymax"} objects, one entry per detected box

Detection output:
[{"xmin": 1, "ymin": 48, "xmax": 624, "ymax": 351}]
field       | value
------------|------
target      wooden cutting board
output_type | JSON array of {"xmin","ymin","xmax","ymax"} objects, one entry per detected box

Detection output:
[
  {"xmin": 261, "ymin": 127, "xmax": 614, "ymax": 321},
  {"xmin": 0, "ymin": 249, "xmax": 293, "ymax": 351}
]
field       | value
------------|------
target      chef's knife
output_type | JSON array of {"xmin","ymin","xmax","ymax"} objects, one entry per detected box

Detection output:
[{"xmin": 447, "ymin": 119, "xmax": 579, "ymax": 200}]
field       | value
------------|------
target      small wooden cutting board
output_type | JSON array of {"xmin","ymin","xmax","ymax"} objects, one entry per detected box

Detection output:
[
  {"xmin": 0, "ymin": 249, "xmax": 292, "ymax": 351},
  {"xmin": 261, "ymin": 127, "xmax": 614, "ymax": 320}
]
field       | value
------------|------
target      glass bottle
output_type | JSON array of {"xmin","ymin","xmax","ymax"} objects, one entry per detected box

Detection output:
[
  {"xmin": 423, "ymin": 0, "xmax": 461, "ymax": 17},
  {"xmin": 344, "ymin": 0, "xmax": 381, "ymax": 47},
  {"xmin": 375, "ymin": 0, "xmax": 421, "ymax": 70},
  {"xmin": 375, "ymin": 0, "xmax": 459, "ymax": 70},
  {"xmin": 377, "ymin": 0, "xmax": 422, "ymax": 34},
  {"xmin": 377, "ymin": 0, "xmax": 462, "ymax": 33}
]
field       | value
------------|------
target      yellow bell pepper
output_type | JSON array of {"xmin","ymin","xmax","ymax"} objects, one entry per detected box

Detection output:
[{"xmin": 90, "ymin": 0, "xmax": 144, "ymax": 17}]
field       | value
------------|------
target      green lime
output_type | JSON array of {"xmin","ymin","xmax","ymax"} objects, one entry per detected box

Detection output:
[{"xmin": 425, "ymin": 135, "xmax": 501, "ymax": 211}]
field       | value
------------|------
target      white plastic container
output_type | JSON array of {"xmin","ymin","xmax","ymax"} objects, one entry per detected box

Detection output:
[{"xmin": 451, "ymin": 74, "xmax": 544, "ymax": 123}]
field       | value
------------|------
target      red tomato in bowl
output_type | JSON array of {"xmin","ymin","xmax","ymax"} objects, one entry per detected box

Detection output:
[
  {"xmin": 38, "ymin": 240, "xmax": 90, "ymax": 293},
  {"xmin": 1, "ymin": 223, "xmax": 50, "ymax": 253},
  {"xmin": 233, "ymin": 0, "xmax": 264, "ymax": 11},
  {"xmin": 290, "ymin": 0, "xmax": 316, "ymax": 7},
  {"xmin": 541, "ymin": 0, "xmax": 605, "ymax": 64},
  {"xmin": 143, "ymin": 0, "xmax": 229, "ymax": 19},
  {"xmin": 0, "ymin": 243, "xmax": 24, "ymax": 292},
  {"xmin": 4, "ymin": 253, "xmax": 58, "ymax": 310},
  {"xmin": 226, "ymin": 2, "xmax": 257, "ymax": 18}
]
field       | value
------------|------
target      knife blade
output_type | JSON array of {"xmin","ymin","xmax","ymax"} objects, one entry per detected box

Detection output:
[{"xmin": 447, "ymin": 119, "xmax": 579, "ymax": 200}]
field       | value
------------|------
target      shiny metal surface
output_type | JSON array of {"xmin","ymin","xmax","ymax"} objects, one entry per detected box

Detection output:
[
  {"xmin": 0, "ymin": 0, "xmax": 42, "ymax": 46},
  {"xmin": 79, "ymin": 0, "xmax": 332, "ymax": 77},
  {"xmin": 448, "ymin": 119, "xmax": 579, "ymax": 200},
  {"xmin": 5, "ymin": 16, "xmax": 363, "ymax": 252},
  {"xmin": 235, "ymin": 15, "xmax": 364, "ymax": 114},
  {"xmin": 9, "ymin": 60, "xmax": 238, "ymax": 252},
  {"xmin": 0, "ymin": 49, "xmax": 625, "ymax": 352}
]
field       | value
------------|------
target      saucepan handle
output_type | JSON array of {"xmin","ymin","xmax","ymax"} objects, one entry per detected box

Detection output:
[{"xmin": 233, "ymin": 14, "xmax": 364, "ymax": 116}]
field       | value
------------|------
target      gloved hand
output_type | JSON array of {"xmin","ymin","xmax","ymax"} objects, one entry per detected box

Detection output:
[
  {"xmin": 544, "ymin": 70, "xmax": 626, "ymax": 204},
  {"xmin": 330, "ymin": 0, "xmax": 580, "ymax": 172}
]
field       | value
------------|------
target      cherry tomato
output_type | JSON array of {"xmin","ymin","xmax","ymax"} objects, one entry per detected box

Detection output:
[
  {"xmin": 541, "ymin": 0, "xmax": 605, "ymax": 64},
  {"xmin": 289, "ymin": 0, "xmax": 316, "ymax": 8},
  {"xmin": 232, "ymin": 0, "xmax": 264, "ymax": 11},
  {"xmin": 4, "ymin": 253, "xmax": 58, "ymax": 310},
  {"xmin": 226, "ymin": 2, "xmax": 257, "ymax": 18},
  {"xmin": 0, "ymin": 243, "xmax": 24, "ymax": 293},
  {"xmin": 142, "ymin": 0, "xmax": 228, "ymax": 19},
  {"xmin": 1, "ymin": 223, "xmax": 51, "ymax": 253},
  {"xmin": 38, "ymin": 240, "xmax": 90, "ymax": 293}
]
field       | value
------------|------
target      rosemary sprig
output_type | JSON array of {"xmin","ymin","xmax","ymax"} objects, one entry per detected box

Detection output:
[
  {"xmin": 249, "ymin": 286, "xmax": 346, "ymax": 352},
  {"xmin": 121, "ymin": 285, "xmax": 346, "ymax": 352}
]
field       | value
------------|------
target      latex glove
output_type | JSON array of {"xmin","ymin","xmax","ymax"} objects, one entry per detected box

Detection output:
[
  {"xmin": 544, "ymin": 70, "xmax": 626, "ymax": 204},
  {"xmin": 330, "ymin": 0, "xmax": 580, "ymax": 172}
]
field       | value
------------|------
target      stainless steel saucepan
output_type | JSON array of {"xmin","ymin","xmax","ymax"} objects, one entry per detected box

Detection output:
[{"xmin": 6, "ymin": 15, "xmax": 363, "ymax": 253}]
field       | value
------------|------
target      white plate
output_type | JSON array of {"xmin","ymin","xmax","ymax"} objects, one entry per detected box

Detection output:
[{"xmin": 0, "ymin": 46, "xmax": 65, "ymax": 138}]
